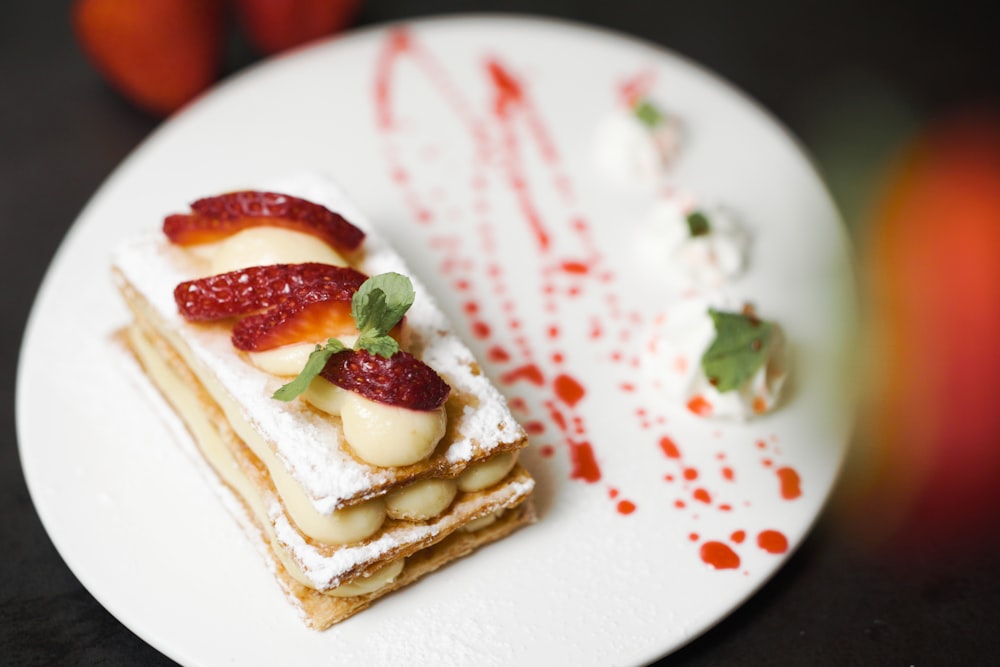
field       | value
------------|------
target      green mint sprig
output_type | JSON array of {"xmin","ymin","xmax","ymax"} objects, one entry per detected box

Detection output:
[
  {"xmin": 272, "ymin": 272, "xmax": 415, "ymax": 401},
  {"xmin": 633, "ymin": 98, "xmax": 664, "ymax": 129},
  {"xmin": 700, "ymin": 308, "xmax": 773, "ymax": 393},
  {"xmin": 685, "ymin": 210, "xmax": 711, "ymax": 237}
]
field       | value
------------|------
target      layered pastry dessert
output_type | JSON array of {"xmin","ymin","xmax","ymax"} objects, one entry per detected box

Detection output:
[{"xmin": 112, "ymin": 176, "xmax": 536, "ymax": 629}]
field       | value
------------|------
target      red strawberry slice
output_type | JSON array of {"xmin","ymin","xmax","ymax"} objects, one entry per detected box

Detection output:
[
  {"xmin": 321, "ymin": 349, "xmax": 451, "ymax": 411},
  {"xmin": 174, "ymin": 263, "xmax": 367, "ymax": 322},
  {"xmin": 232, "ymin": 287, "xmax": 359, "ymax": 351},
  {"xmin": 163, "ymin": 191, "xmax": 365, "ymax": 253}
]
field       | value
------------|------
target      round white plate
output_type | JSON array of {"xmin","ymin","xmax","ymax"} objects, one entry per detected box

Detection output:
[{"xmin": 17, "ymin": 15, "xmax": 854, "ymax": 666}]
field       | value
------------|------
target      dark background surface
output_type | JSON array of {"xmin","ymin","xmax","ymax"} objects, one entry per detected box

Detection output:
[{"xmin": 3, "ymin": 1, "xmax": 999, "ymax": 665}]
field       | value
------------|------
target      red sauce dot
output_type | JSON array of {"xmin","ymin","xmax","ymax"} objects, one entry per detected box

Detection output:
[
  {"xmin": 757, "ymin": 530, "xmax": 789, "ymax": 554},
  {"xmin": 693, "ymin": 488, "xmax": 712, "ymax": 504},
  {"xmin": 683, "ymin": 467, "xmax": 699, "ymax": 481},
  {"xmin": 608, "ymin": 487, "xmax": 619, "ymax": 499},
  {"xmin": 463, "ymin": 301, "xmax": 479, "ymax": 315},
  {"xmin": 471, "ymin": 321, "xmax": 491, "ymax": 339},
  {"xmin": 687, "ymin": 395, "xmax": 713, "ymax": 416},
  {"xmin": 659, "ymin": 436, "xmax": 681, "ymax": 459},
  {"xmin": 761, "ymin": 458, "xmax": 773, "ymax": 468},
  {"xmin": 554, "ymin": 374, "xmax": 586, "ymax": 407},
  {"xmin": 777, "ymin": 467, "xmax": 802, "ymax": 500},
  {"xmin": 539, "ymin": 445, "xmax": 554, "ymax": 458},
  {"xmin": 551, "ymin": 352, "xmax": 563, "ymax": 364},
  {"xmin": 487, "ymin": 345, "xmax": 510, "ymax": 363},
  {"xmin": 719, "ymin": 504, "xmax": 732, "ymax": 512},
  {"xmin": 722, "ymin": 466, "xmax": 735, "ymax": 481},
  {"xmin": 700, "ymin": 541, "xmax": 741, "ymax": 570},
  {"xmin": 756, "ymin": 439, "xmax": 767, "ymax": 450},
  {"xmin": 730, "ymin": 530, "xmax": 746, "ymax": 544},
  {"xmin": 674, "ymin": 500, "xmax": 686, "ymax": 508},
  {"xmin": 547, "ymin": 325, "xmax": 559, "ymax": 339},
  {"xmin": 620, "ymin": 383, "xmax": 635, "ymax": 392},
  {"xmin": 524, "ymin": 421, "xmax": 545, "ymax": 436},
  {"xmin": 617, "ymin": 500, "xmax": 636, "ymax": 515},
  {"xmin": 689, "ymin": 532, "xmax": 699, "ymax": 542},
  {"xmin": 664, "ymin": 474, "xmax": 675, "ymax": 482}
]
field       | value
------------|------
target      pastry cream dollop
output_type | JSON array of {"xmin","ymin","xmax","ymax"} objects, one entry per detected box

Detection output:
[
  {"xmin": 305, "ymin": 377, "xmax": 447, "ymax": 467},
  {"xmin": 210, "ymin": 227, "xmax": 348, "ymax": 274}
]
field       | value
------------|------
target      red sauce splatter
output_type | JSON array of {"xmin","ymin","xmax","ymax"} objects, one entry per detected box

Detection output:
[
  {"xmin": 700, "ymin": 541, "xmax": 741, "ymax": 570},
  {"xmin": 730, "ymin": 530, "xmax": 746, "ymax": 544},
  {"xmin": 777, "ymin": 466, "xmax": 802, "ymax": 500},
  {"xmin": 722, "ymin": 466, "xmax": 734, "ymax": 481},
  {"xmin": 617, "ymin": 500, "xmax": 637, "ymax": 515},
  {"xmin": 659, "ymin": 436, "xmax": 681, "ymax": 459},
  {"xmin": 553, "ymin": 373, "xmax": 585, "ymax": 407},
  {"xmin": 757, "ymin": 530, "xmax": 789, "ymax": 554},
  {"xmin": 568, "ymin": 440, "xmax": 601, "ymax": 483},
  {"xmin": 687, "ymin": 395, "xmax": 713, "ymax": 416},
  {"xmin": 693, "ymin": 488, "xmax": 712, "ymax": 504}
]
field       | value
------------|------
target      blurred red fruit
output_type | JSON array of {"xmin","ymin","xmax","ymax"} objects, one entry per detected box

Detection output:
[
  {"xmin": 234, "ymin": 0, "xmax": 362, "ymax": 55},
  {"xmin": 851, "ymin": 109, "xmax": 1000, "ymax": 560},
  {"xmin": 72, "ymin": 0, "xmax": 226, "ymax": 116}
]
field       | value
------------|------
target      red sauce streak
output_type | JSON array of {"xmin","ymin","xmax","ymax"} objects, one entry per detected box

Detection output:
[
  {"xmin": 757, "ymin": 530, "xmax": 789, "ymax": 554},
  {"xmin": 568, "ymin": 440, "xmax": 601, "ymax": 483},
  {"xmin": 700, "ymin": 541, "xmax": 741, "ymax": 570},
  {"xmin": 617, "ymin": 500, "xmax": 637, "ymax": 515},
  {"xmin": 776, "ymin": 466, "xmax": 802, "ymax": 500},
  {"xmin": 485, "ymin": 59, "xmax": 552, "ymax": 251},
  {"xmin": 659, "ymin": 436, "xmax": 681, "ymax": 459},
  {"xmin": 553, "ymin": 373, "xmax": 586, "ymax": 407},
  {"xmin": 686, "ymin": 395, "xmax": 713, "ymax": 417},
  {"xmin": 730, "ymin": 530, "xmax": 746, "ymax": 544}
]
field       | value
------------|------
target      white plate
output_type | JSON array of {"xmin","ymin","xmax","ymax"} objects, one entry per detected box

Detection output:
[{"xmin": 17, "ymin": 15, "xmax": 854, "ymax": 666}]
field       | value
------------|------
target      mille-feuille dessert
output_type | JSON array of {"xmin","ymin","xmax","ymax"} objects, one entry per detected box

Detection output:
[{"xmin": 112, "ymin": 175, "xmax": 536, "ymax": 629}]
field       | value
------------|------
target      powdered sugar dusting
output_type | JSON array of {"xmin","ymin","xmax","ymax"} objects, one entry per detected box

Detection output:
[{"xmin": 112, "ymin": 173, "xmax": 527, "ymax": 514}]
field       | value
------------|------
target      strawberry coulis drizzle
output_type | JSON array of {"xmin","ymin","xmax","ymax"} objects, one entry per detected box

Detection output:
[{"xmin": 370, "ymin": 28, "xmax": 802, "ymax": 555}]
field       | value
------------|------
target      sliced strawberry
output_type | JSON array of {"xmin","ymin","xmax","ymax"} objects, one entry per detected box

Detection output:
[
  {"xmin": 321, "ymin": 349, "xmax": 450, "ymax": 411},
  {"xmin": 163, "ymin": 191, "xmax": 365, "ymax": 253},
  {"xmin": 231, "ymin": 286, "xmax": 360, "ymax": 351},
  {"xmin": 174, "ymin": 263, "xmax": 367, "ymax": 322}
]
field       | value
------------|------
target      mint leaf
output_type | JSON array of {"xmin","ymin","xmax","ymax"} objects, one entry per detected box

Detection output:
[
  {"xmin": 358, "ymin": 333, "xmax": 400, "ymax": 358},
  {"xmin": 686, "ymin": 211, "xmax": 711, "ymax": 237},
  {"xmin": 272, "ymin": 338, "xmax": 347, "ymax": 401},
  {"xmin": 273, "ymin": 273, "xmax": 416, "ymax": 402},
  {"xmin": 634, "ymin": 98, "xmax": 663, "ymax": 129},
  {"xmin": 351, "ymin": 272, "xmax": 414, "ymax": 337},
  {"xmin": 700, "ymin": 309, "xmax": 773, "ymax": 393}
]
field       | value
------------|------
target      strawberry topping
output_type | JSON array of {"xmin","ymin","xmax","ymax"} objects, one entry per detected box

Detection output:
[
  {"xmin": 163, "ymin": 191, "xmax": 365, "ymax": 252},
  {"xmin": 174, "ymin": 263, "xmax": 367, "ymax": 321},
  {"xmin": 232, "ymin": 287, "xmax": 358, "ymax": 351},
  {"xmin": 321, "ymin": 349, "xmax": 451, "ymax": 411}
]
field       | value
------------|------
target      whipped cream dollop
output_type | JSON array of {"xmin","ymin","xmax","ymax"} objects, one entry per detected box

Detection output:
[
  {"xmin": 592, "ymin": 102, "xmax": 681, "ymax": 187},
  {"xmin": 635, "ymin": 197, "xmax": 750, "ymax": 292},
  {"xmin": 643, "ymin": 296, "xmax": 788, "ymax": 420}
]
